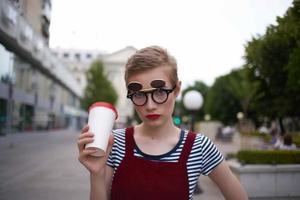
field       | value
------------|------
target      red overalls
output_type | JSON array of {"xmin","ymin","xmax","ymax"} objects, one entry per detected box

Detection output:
[{"xmin": 111, "ymin": 127, "xmax": 196, "ymax": 200}]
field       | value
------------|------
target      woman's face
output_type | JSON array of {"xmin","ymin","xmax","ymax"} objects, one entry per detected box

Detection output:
[{"xmin": 127, "ymin": 67, "xmax": 180, "ymax": 127}]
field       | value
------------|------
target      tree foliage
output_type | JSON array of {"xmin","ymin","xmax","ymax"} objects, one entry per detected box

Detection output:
[
  {"xmin": 244, "ymin": 0, "xmax": 300, "ymax": 119},
  {"xmin": 203, "ymin": 67, "xmax": 259, "ymax": 125},
  {"xmin": 81, "ymin": 60, "xmax": 118, "ymax": 110},
  {"xmin": 179, "ymin": 1, "xmax": 299, "ymax": 128},
  {"xmin": 204, "ymin": 73, "xmax": 241, "ymax": 125},
  {"xmin": 224, "ymin": 67, "xmax": 259, "ymax": 119}
]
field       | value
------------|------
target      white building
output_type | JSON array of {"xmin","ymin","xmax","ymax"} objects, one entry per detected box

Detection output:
[
  {"xmin": 52, "ymin": 46, "xmax": 137, "ymax": 127},
  {"xmin": 52, "ymin": 48, "xmax": 104, "ymax": 90},
  {"xmin": 102, "ymin": 46, "xmax": 137, "ymax": 127}
]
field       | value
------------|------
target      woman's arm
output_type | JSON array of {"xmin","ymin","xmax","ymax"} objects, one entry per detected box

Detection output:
[
  {"xmin": 208, "ymin": 161, "xmax": 248, "ymax": 200},
  {"xmin": 90, "ymin": 166, "xmax": 114, "ymax": 200},
  {"xmin": 77, "ymin": 125, "xmax": 115, "ymax": 200}
]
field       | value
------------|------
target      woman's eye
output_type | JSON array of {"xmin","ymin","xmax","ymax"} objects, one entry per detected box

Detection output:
[
  {"xmin": 156, "ymin": 89, "xmax": 166, "ymax": 95},
  {"xmin": 133, "ymin": 92, "xmax": 144, "ymax": 98}
]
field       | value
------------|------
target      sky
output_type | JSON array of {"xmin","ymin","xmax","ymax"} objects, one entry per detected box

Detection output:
[{"xmin": 49, "ymin": 0, "xmax": 293, "ymax": 88}]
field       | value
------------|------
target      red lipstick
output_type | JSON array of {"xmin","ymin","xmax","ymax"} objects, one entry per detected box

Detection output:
[{"xmin": 146, "ymin": 114, "xmax": 161, "ymax": 120}]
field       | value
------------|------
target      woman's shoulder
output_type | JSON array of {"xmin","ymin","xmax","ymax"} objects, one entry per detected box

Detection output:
[
  {"xmin": 184, "ymin": 130, "xmax": 211, "ymax": 142},
  {"xmin": 183, "ymin": 130, "xmax": 216, "ymax": 151}
]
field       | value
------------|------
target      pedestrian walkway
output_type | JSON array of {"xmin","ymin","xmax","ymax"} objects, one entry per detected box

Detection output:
[
  {"xmin": 0, "ymin": 127, "xmax": 257, "ymax": 200},
  {"xmin": 0, "ymin": 129, "xmax": 90, "ymax": 200}
]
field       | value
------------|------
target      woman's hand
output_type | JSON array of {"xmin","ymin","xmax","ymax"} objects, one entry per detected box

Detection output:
[{"xmin": 77, "ymin": 125, "xmax": 114, "ymax": 176}]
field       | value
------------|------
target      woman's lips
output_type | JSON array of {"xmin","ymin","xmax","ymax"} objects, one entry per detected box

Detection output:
[{"xmin": 146, "ymin": 114, "xmax": 161, "ymax": 120}]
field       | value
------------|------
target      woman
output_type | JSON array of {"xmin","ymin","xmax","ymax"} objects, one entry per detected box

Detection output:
[{"xmin": 77, "ymin": 46, "xmax": 248, "ymax": 200}]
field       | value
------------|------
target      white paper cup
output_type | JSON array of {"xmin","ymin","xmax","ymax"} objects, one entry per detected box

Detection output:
[{"xmin": 85, "ymin": 102, "xmax": 118, "ymax": 157}]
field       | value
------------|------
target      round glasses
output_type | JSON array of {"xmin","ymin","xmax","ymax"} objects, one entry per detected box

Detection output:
[{"xmin": 127, "ymin": 86, "xmax": 176, "ymax": 106}]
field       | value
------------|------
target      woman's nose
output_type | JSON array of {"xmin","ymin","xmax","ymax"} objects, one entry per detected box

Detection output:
[{"xmin": 145, "ymin": 93, "xmax": 157, "ymax": 109}]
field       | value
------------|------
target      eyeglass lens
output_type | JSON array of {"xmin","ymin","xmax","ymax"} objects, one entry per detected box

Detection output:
[{"xmin": 131, "ymin": 89, "xmax": 168, "ymax": 106}]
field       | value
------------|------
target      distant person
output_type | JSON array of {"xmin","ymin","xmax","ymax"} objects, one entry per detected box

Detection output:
[
  {"xmin": 258, "ymin": 124, "xmax": 269, "ymax": 134},
  {"xmin": 215, "ymin": 125, "xmax": 223, "ymax": 140},
  {"xmin": 77, "ymin": 46, "xmax": 248, "ymax": 200},
  {"xmin": 269, "ymin": 121, "xmax": 280, "ymax": 145},
  {"xmin": 278, "ymin": 134, "xmax": 297, "ymax": 150},
  {"xmin": 215, "ymin": 125, "xmax": 234, "ymax": 142}
]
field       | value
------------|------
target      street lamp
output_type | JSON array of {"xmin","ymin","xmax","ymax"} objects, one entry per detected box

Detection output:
[
  {"xmin": 236, "ymin": 111, "xmax": 244, "ymax": 133},
  {"xmin": 6, "ymin": 53, "xmax": 15, "ymax": 135},
  {"xmin": 182, "ymin": 90, "xmax": 203, "ymax": 194},
  {"xmin": 183, "ymin": 90, "xmax": 203, "ymax": 132},
  {"xmin": 237, "ymin": 112, "xmax": 244, "ymax": 121}
]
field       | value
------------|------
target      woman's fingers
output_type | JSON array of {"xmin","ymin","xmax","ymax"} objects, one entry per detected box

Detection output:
[
  {"xmin": 81, "ymin": 125, "xmax": 89, "ymax": 134},
  {"xmin": 78, "ymin": 132, "xmax": 94, "ymax": 140},
  {"xmin": 80, "ymin": 148, "xmax": 98, "ymax": 157},
  {"xmin": 78, "ymin": 125, "xmax": 92, "ymax": 149},
  {"xmin": 78, "ymin": 137, "xmax": 94, "ymax": 151},
  {"xmin": 78, "ymin": 128, "xmax": 114, "ymax": 159}
]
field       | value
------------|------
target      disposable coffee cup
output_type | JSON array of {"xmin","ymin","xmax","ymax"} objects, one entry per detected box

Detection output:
[{"xmin": 85, "ymin": 102, "xmax": 118, "ymax": 157}]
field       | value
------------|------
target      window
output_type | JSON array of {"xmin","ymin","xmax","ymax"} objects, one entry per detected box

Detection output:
[
  {"xmin": 86, "ymin": 54, "xmax": 91, "ymax": 59},
  {"xmin": 63, "ymin": 53, "xmax": 69, "ymax": 58},
  {"xmin": 75, "ymin": 53, "xmax": 81, "ymax": 61},
  {"xmin": 0, "ymin": 44, "xmax": 13, "ymax": 84}
]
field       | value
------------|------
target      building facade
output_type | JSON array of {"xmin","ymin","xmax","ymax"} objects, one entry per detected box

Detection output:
[
  {"xmin": 8, "ymin": 0, "xmax": 51, "ymax": 43},
  {"xmin": 52, "ymin": 48, "xmax": 104, "ymax": 90},
  {"xmin": 101, "ymin": 46, "xmax": 137, "ymax": 127},
  {"xmin": 0, "ymin": 0, "xmax": 87, "ymax": 135},
  {"xmin": 53, "ymin": 46, "xmax": 137, "ymax": 127}
]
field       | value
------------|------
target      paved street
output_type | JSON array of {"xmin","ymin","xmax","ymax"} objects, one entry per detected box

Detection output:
[
  {"xmin": 0, "ymin": 127, "xmax": 244, "ymax": 200},
  {"xmin": 0, "ymin": 130, "xmax": 90, "ymax": 200}
]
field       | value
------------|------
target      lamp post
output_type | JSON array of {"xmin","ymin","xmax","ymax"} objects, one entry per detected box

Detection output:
[
  {"xmin": 183, "ymin": 90, "xmax": 203, "ymax": 132},
  {"xmin": 237, "ymin": 112, "xmax": 246, "ymax": 149},
  {"xmin": 183, "ymin": 90, "xmax": 203, "ymax": 194},
  {"xmin": 6, "ymin": 53, "xmax": 15, "ymax": 135}
]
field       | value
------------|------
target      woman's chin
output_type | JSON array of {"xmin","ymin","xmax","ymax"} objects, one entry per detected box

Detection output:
[{"xmin": 144, "ymin": 118, "xmax": 166, "ymax": 127}]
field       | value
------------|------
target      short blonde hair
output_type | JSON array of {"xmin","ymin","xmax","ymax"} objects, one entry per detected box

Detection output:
[{"xmin": 125, "ymin": 46, "xmax": 178, "ymax": 85}]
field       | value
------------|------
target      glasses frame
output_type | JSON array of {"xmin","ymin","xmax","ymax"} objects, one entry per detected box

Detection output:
[{"xmin": 127, "ymin": 85, "xmax": 176, "ymax": 106}]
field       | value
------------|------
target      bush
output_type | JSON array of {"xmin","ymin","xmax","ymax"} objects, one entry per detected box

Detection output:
[
  {"xmin": 236, "ymin": 150, "xmax": 300, "ymax": 164},
  {"xmin": 250, "ymin": 131, "xmax": 272, "ymax": 143},
  {"xmin": 292, "ymin": 134, "xmax": 300, "ymax": 147}
]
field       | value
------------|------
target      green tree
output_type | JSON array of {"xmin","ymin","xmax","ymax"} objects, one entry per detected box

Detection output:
[
  {"xmin": 81, "ymin": 60, "xmax": 118, "ymax": 110},
  {"xmin": 244, "ymin": 0, "xmax": 300, "ymax": 132},
  {"xmin": 204, "ymin": 74, "xmax": 242, "ymax": 125},
  {"xmin": 224, "ymin": 67, "xmax": 259, "ymax": 120}
]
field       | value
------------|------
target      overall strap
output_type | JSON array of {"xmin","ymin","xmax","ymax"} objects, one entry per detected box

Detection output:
[
  {"xmin": 179, "ymin": 131, "xmax": 196, "ymax": 164},
  {"xmin": 125, "ymin": 127, "xmax": 135, "ymax": 157}
]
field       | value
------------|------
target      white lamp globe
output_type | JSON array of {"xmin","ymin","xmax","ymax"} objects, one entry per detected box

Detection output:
[
  {"xmin": 237, "ymin": 112, "xmax": 244, "ymax": 120},
  {"xmin": 183, "ymin": 90, "xmax": 203, "ymax": 111}
]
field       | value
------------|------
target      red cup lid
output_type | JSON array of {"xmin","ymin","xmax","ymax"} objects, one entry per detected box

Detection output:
[{"xmin": 88, "ymin": 102, "xmax": 118, "ymax": 119}]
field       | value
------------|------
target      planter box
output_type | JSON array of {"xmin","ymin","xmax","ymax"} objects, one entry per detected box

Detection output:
[{"xmin": 228, "ymin": 160, "xmax": 300, "ymax": 200}]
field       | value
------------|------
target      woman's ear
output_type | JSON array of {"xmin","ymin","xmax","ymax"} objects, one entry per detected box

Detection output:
[{"xmin": 174, "ymin": 81, "xmax": 181, "ymax": 97}]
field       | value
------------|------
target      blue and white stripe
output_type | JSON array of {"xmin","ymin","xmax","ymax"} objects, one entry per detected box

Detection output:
[{"xmin": 107, "ymin": 128, "xmax": 223, "ymax": 200}]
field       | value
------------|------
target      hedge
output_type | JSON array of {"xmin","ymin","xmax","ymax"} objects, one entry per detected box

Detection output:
[
  {"xmin": 236, "ymin": 150, "xmax": 300, "ymax": 164},
  {"xmin": 293, "ymin": 134, "xmax": 300, "ymax": 147}
]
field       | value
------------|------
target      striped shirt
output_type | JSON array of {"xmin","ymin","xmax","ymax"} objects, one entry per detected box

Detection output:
[{"xmin": 107, "ymin": 128, "xmax": 224, "ymax": 200}]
